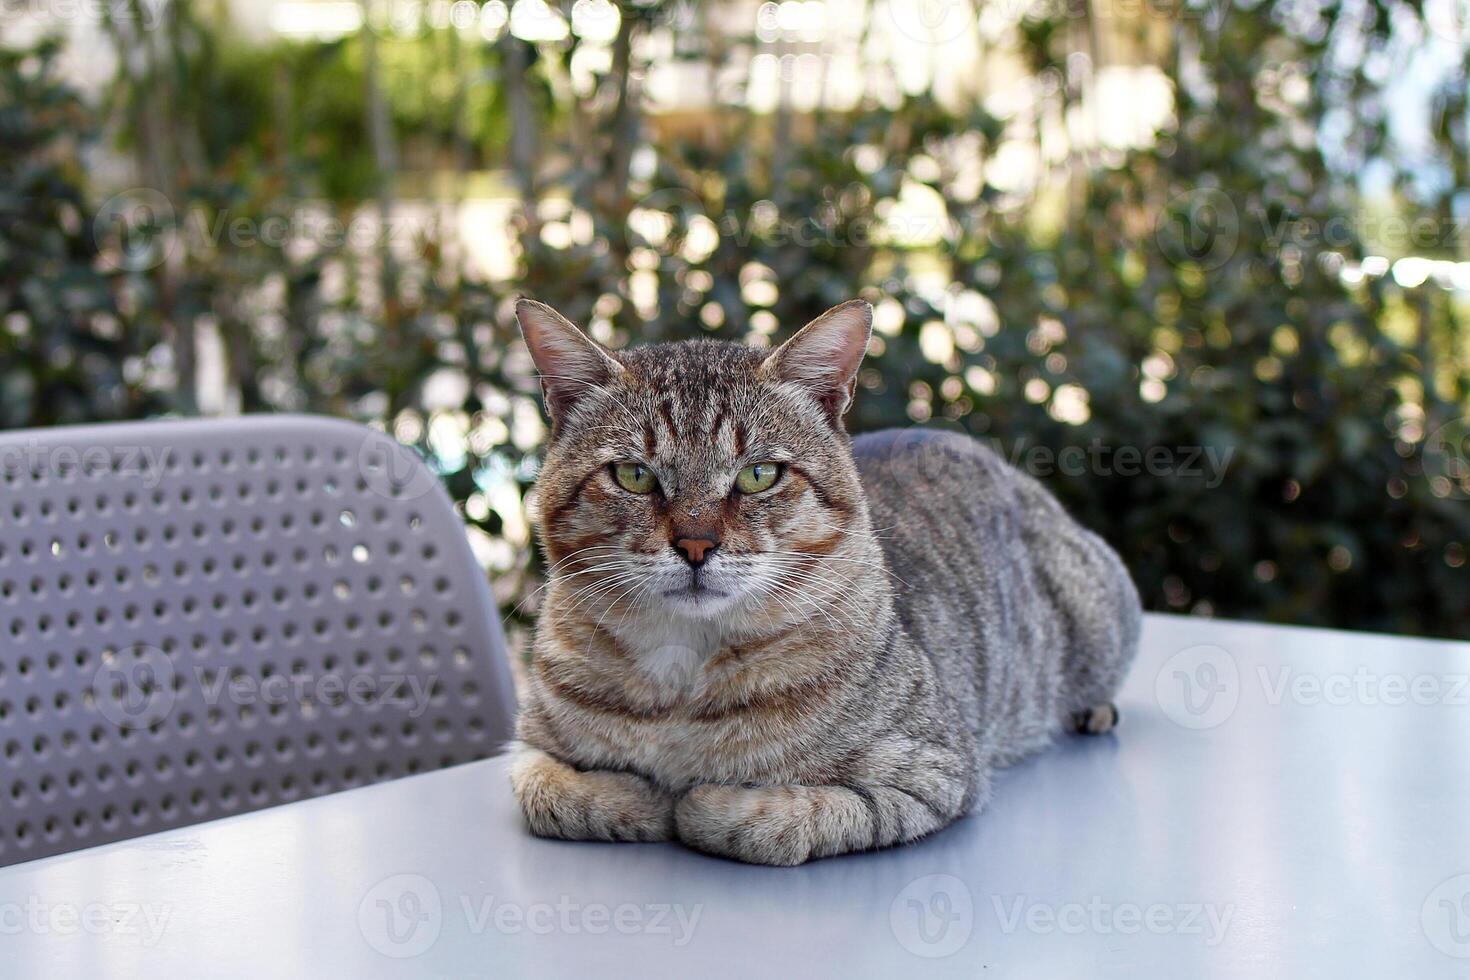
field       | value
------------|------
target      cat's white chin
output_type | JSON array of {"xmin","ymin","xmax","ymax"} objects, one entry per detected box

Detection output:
[{"xmin": 658, "ymin": 584, "xmax": 742, "ymax": 618}]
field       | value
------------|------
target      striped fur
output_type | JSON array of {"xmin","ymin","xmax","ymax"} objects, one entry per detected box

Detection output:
[{"xmin": 509, "ymin": 299, "xmax": 1141, "ymax": 865}]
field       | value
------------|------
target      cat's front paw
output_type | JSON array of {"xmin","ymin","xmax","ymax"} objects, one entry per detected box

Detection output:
[
  {"xmin": 675, "ymin": 784, "xmax": 817, "ymax": 866},
  {"xmin": 510, "ymin": 748, "xmax": 674, "ymax": 842}
]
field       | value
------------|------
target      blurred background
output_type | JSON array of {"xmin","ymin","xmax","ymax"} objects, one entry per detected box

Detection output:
[{"xmin": 1, "ymin": 0, "xmax": 1466, "ymax": 648}]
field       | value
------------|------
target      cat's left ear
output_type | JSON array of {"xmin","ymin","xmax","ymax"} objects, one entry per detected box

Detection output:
[
  {"xmin": 760, "ymin": 299, "xmax": 873, "ymax": 423},
  {"xmin": 515, "ymin": 298, "xmax": 624, "ymax": 429}
]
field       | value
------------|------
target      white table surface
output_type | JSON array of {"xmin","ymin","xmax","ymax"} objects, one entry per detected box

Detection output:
[{"xmin": 3, "ymin": 614, "xmax": 1469, "ymax": 978}]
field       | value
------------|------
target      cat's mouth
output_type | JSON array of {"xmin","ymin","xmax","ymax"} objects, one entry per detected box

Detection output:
[
  {"xmin": 658, "ymin": 569, "xmax": 735, "ymax": 613},
  {"xmin": 643, "ymin": 561, "xmax": 745, "ymax": 617},
  {"xmin": 661, "ymin": 582, "xmax": 729, "ymax": 601}
]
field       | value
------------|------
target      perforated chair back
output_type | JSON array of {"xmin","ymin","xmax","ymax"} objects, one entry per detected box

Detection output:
[{"xmin": 0, "ymin": 416, "xmax": 518, "ymax": 866}]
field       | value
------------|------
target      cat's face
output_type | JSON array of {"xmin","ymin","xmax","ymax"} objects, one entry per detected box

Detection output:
[{"xmin": 519, "ymin": 300, "xmax": 873, "ymax": 623}]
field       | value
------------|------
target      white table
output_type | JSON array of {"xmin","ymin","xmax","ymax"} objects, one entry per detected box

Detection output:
[{"xmin": 3, "ymin": 614, "xmax": 1469, "ymax": 978}]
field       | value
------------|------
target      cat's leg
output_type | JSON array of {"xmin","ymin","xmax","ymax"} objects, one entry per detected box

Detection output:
[
  {"xmin": 675, "ymin": 740, "xmax": 981, "ymax": 866},
  {"xmin": 1071, "ymin": 702, "xmax": 1120, "ymax": 735},
  {"xmin": 1055, "ymin": 527, "xmax": 1141, "ymax": 739},
  {"xmin": 510, "ymin": 746, "xmax": 675, "ymax": 842}
]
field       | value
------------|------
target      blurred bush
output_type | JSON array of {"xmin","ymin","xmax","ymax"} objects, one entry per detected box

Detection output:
[
  {"xmin": 0, "ymin": 40, "xmax": 165, "ymax": 425},
  {"xmin": 1, "ymin": 0, "xmax": 1466, "ymax": 640}
]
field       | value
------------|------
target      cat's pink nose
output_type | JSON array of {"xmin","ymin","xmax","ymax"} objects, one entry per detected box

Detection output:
[{"xmin": 674, "ymin": 537, "xmax": 719, "ymax": 566}]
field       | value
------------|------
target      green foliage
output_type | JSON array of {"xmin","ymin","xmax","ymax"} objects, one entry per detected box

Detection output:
[
  {"xmin": 1, "ymin": 1, "xmax": 1466, "ymax": 639},
  {"xmin": 0, "ymin": 40, "xmax": 164, "ymax": 426},
  {"xmin": 513, "ymin": 3, "xmax": 1470, "ymax": 638}
]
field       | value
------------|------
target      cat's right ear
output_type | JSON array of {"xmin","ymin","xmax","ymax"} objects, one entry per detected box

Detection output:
[
  {"xmin": 760, "ymin": 299, "xmax": 873, "ymax": 424},
  {"xmin": 515, "ymin": 299, "xmax": 623, "ymax": 426}
]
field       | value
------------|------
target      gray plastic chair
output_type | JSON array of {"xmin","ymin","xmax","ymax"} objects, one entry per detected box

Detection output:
[{"xmin": 0, "ymin": 416, "xmax": 518, "ymax": 867}]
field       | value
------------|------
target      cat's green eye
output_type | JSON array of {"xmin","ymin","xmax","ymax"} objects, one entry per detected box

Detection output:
[
  {"xmin": 611, "ymin": 462, "xmax": 657, "ymax": 494},
  {"xmin": 735, "ymin": 462, "xmax": 783, "ymax": 494}
]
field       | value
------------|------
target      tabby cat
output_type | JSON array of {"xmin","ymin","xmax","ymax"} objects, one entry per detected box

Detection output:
[{"xmin": 509, "ymin": 298, "xmax": 1141, "ymax": 866}]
